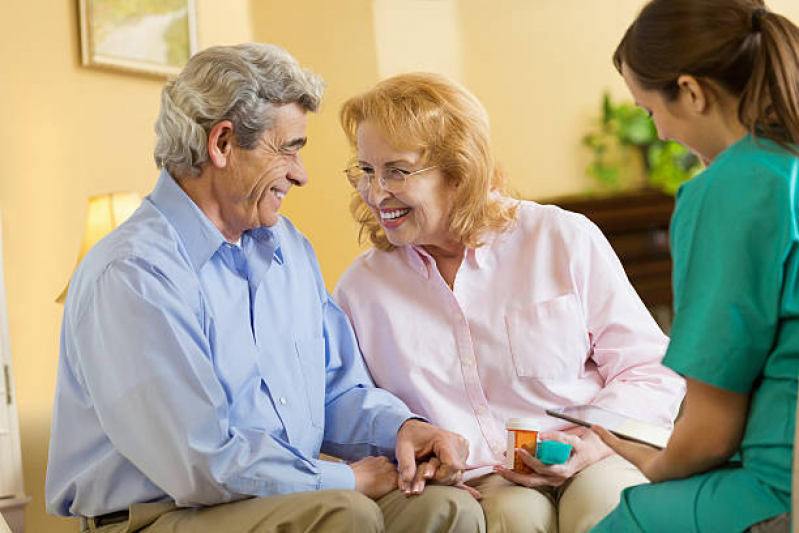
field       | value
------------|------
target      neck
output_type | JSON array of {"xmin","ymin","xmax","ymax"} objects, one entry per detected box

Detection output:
[
  {"xmin": 174, "ymin": 168, "xmax": 243, "ymax": 242},
  {"xmin": 706, "ymin": 122, "xmax": 748, "ymax": 163},
  {"xmin": 421, "ymin": 240, "xmax": 465, "ymax": 262},
  {"xmin": 422, "ymin": 239, "xmax": 466, "ymax": 289},
  {"xmin": 704, "ymin": 91, "xmax": 749, "ymax": 163}
]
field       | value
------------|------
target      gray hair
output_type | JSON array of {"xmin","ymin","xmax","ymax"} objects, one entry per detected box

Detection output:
[{"xmin": 154, "ymin": 43, "xmax": 325, "ymax": 177}]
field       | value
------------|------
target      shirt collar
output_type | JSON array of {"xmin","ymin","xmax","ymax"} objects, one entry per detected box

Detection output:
[
  {"xmin": 401, "ymin": 231, "xmax": 498, "ymax": 276},
  {"xmin": 147, "ymin": 169, "xmax": 283, "ymax": 272},
  {"xmin": 403, "ymin": 245, "xmax": 431, "ymax": 278}
]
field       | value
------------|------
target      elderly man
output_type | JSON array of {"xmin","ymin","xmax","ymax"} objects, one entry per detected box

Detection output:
[{"xmin": 46, "ymin": 44, "xmax": 482, "ymax": 533}]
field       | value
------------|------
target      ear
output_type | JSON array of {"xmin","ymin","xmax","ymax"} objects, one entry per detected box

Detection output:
[
  {"xmin": 676, "ymin": 75, "xmax": 709, "ymax": 114},
  {"xmin": 208, "ymin": 120, "xmax": 235, "ymax": 168}
]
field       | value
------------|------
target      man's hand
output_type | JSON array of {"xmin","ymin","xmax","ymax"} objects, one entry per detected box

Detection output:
[
  {"xmin": 350, "ymin": 456, "xmax": 399, "ymax": 500},
  {"xmin": 395, "ymin": 419, "xmax": 469, "ymax": 495},
  {"xmin": 494, "ymin": 429, "xmax": 612, "ymax": 488}
]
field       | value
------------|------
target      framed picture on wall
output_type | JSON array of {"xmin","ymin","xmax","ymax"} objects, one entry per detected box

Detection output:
[{"xmin": 78, "ymin": 0, "xmax": 198, "ymax": 78}]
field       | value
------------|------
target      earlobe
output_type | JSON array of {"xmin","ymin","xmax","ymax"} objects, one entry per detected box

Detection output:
[{"xmin": 208, "ymin": 121, "xmax": 234, "ymax": 168}]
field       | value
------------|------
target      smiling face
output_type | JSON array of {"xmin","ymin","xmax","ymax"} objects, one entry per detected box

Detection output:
[
  {"xmin": 216, "ymin": 103, "xmax": 309, "ymax": 235},
  {"xmin": 356, "ymin": 120, "xmax": 459, "ymax": 250}
]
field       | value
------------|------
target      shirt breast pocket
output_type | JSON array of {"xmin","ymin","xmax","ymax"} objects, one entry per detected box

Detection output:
[
  {"xmin": 504, "ymin": 293, "xmax": 590, "ymax": 380},
  {"xmin": 294, "ymin": 336, "xmax": 326, "ymax": 429}
]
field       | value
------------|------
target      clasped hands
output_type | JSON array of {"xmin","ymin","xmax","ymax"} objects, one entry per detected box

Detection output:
[{"xmin": 350, "ymin": 419, "xmax": 478, "ymax": 499}]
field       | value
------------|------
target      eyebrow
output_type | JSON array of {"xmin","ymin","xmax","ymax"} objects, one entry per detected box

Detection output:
[
  {"xmin": 283, "ymin": 137, "xmax": 307, "ymax": 150},
  {"xmin": 358, "ymin": 158, "xmax": 418, "ymax": 167}
]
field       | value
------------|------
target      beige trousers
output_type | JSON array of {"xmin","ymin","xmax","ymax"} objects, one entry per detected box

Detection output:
[
  {"xmin": 82, "ymin": 486, "xmax": 485, "ymax": 533},
  {"xmin": 465, "ymin": 454, "xmax": 648, "ymax": 533}
]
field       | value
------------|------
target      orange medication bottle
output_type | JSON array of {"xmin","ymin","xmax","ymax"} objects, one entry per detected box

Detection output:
[{"xmin": 505, "ymin": 418, "xmax": 538, "ymax": 474}]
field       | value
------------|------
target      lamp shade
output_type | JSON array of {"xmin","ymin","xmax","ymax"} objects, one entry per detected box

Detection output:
[{"xmin": 56, "ymin": 192, "xmax": 142, "ymax": 303}]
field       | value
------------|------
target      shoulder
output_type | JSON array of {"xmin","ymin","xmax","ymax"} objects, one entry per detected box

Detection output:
[
  {"xmin": 274, "ymin": 216, "xmax": 330, "ymax": 302},
  {"xmin": 687, "ymin": 136, "xmax": 794, "ymax": 201},
  {"xmin": 276, "ymin": 215, "xmax": 320, "ymax": 263},
  {"xmin": 66, "ymin": 201, "xmax": 196, "ymax": 317},
  {"xmin": 336, "ymin": 247, "xmax": 398, "ymax": 292},
  {"xmin": 512, "ymin": 200, "xmax": 604, "ymax": 248},
  {"xmin": 678, "ymin": 136, "xmax": 796, "ymax": 225},
  {"xmin": 78, "ymin": 201, "xmax": 186, "ymax": 278}
]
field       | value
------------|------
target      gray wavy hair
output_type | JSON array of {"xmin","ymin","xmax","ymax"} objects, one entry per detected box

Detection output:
[{"xmin": 154, "ymin": 43, "xmax": 325, "ymax": 177}]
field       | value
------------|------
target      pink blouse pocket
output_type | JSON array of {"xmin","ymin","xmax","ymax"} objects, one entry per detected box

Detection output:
[{"xmin": 504, "ymin": 293, "xmax": 590, "ymax": 380}]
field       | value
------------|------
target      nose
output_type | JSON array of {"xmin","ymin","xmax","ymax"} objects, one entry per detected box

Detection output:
[
  {"xmin": 364, "ymin": 179, "xmax": 391, "ymax": 206},
  {"xmin": 288, "ymin": 154, "xmax": 309, "ymax": 187}
]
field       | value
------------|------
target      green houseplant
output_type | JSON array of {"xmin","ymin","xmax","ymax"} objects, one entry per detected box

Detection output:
[{"xmin": 583, "ymin": 93, "xmax": 702, "ymax": 195}]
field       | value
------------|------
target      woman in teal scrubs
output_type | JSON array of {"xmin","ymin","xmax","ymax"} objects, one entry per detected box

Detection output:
[{"xmin": 591, "ymin": 1, "xmax": 799, "ymax": 532}]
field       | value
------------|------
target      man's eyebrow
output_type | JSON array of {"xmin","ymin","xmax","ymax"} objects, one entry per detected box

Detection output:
[{"xmin": 283, "ymin": 137, "xmax": 307, "ymax": 150}]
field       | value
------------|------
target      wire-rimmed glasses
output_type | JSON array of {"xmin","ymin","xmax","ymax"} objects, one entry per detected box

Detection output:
[{"xmin": 343, "ymin": 163, "xmax": 438, "ymax": 193}]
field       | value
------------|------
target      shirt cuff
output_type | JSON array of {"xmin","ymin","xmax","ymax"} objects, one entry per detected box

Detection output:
[{"xmin": 317, "ymin": 459, "xmax": 356, "ymax": 491}]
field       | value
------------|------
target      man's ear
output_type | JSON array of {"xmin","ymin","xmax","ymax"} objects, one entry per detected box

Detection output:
[
  {"xmin": 676, "ymin": 75, "xmax": 708, "ymax": 114},
  {"xmin": 208, "ymin": 121, "xmax": 235, "ymax": 168}
]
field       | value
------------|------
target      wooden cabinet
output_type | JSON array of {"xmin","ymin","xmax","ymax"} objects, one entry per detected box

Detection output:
[
  {"xmin": 550, "ymin": 189, "xmax": 675, "ymax": 330},
  {"xmin": 0, "ymin": 219, "xmax": 29, "ymax": 533}
]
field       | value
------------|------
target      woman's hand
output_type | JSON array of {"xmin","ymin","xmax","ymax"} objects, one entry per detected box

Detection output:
[
  {"xmin": 493, "ymin": 429, "xmax": 613, "ymax": 487},
  {"xmin": 592, "ymin": 425, "xmax": 662, "ymax": 480}
]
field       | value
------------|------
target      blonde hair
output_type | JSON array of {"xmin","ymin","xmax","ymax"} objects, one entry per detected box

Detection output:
[{"xmin": 339, "ymin": 73, "xmax": 518, "ymax": 251}]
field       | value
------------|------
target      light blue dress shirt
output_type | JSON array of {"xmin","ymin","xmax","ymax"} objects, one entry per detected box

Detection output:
[{"xmin": 46, "ymin": 170, "xmax": 415, "ymax": 517}]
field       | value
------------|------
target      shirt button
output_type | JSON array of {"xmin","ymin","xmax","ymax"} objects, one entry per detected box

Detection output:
[
  {"xmin": 279, "ymin": 397, "xmax": 287, "ymax": 405},
  {"xmin": 475, "ymin": 406, "xmax": 487, "ymax": 416},
  {"xmin": 462, "ymin": 358, "xmax": 473, "ymax": 366}
]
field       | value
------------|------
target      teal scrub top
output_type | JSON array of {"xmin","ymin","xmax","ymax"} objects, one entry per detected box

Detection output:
[
  {"xmin": 666, "ymin": 133, "xmax": 798, "ymax": 498},
  {"xmin": 592, "ymin": 134, "xmax": 798, "ymax": 533}
]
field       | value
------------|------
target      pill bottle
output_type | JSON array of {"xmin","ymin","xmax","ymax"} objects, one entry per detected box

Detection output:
[{"xmin": 505, "ymin": 418, "xmax": 538, "ymax": 474}]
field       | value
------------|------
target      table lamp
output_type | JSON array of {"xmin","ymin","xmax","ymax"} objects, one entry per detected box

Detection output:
[{"xmin": 56, "ymin": 192, "xmax": 142, "ymax": 304}]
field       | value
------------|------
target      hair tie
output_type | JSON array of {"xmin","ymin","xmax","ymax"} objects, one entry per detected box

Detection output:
[{"xmin": 752, "ymin": 8, "xmax": 767, "ymax": 33}]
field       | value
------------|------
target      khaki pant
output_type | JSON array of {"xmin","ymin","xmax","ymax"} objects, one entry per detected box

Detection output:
[
  {"xmin": 82, "ymin": 486, "xmax": 485, "ymax": 533},
  {"xmin": 465, "ymin": 454, "xmax": 648, "ymax": 533}
]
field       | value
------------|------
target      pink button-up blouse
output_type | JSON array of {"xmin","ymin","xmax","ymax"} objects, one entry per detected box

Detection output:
[{"xmin": 334, "ymin": 201, "xmax": 685, "ymax": 477}]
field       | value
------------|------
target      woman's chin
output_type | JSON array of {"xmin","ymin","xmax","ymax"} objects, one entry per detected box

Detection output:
[{"xmin": 384, "ymin": 228, "xmax": 414, "ymax": 247}]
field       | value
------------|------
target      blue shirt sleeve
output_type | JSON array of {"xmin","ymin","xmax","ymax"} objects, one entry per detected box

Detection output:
[
  {"xmin": 320, "ymin": 295, "xmax": 415, "ymax": 460},
  {"xmin": 71, "ymin": 256, "xmax": 356, "ymax": 506}
]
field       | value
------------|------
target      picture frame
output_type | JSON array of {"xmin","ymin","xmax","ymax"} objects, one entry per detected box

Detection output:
[{"xmin": 78, "ymin": 0, "xmax": 198, "ymax": 78}]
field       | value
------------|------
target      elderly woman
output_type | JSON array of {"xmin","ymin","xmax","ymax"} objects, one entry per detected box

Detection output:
[{"xmin": 333, "ymin": 73, "xmax": 685, "ymax": 533}]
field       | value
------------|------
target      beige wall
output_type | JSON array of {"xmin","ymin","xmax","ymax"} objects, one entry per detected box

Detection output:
[{"xmin": 2, "ymin": 1, "xmax": 798, "ymax": 532}]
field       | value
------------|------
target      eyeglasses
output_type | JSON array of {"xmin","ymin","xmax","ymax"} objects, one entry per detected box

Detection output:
[{"xmin": 343, "ymin": 163, "xmax": 438, "ymax": 193}]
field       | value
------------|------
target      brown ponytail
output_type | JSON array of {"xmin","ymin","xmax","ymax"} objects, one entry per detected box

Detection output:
[{"xmin": 614, "ymin": 0, "xmax": 799, "ymax": 154}]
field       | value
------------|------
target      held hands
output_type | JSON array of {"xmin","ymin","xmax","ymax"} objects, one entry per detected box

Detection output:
[
  {"xmin": 494, "ymin": 429, "xmax": 612, "ymax": 488},
  {"xmin": 350, "ymin": 456, "xmax": 399, "ymax": 500},
  {"xmin": 395, "ymin": 419, "xmax": 473, "ymax": 497}
]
